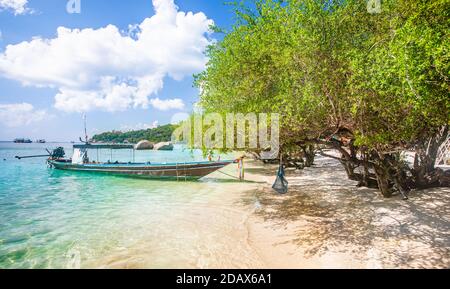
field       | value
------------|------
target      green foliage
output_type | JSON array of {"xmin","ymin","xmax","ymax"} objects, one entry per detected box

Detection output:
[
  {"xmin": 196, "ymin": 0, "xmax": 358, "ymax": 147},
  {"xmin": 196, "ymin": 0, "xmax": 449, "ymax": 152},
  {"xmin": 92, "ymin": 124, "xmax": 176, "ymax": 144},
  {"xmin": 349, "ymin": 0, "xmax": 450, "ymax": 147}
]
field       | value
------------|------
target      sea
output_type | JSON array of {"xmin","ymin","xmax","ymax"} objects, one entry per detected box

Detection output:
[{"xmin": 0, "ymin": 142, "xmax": 261, "ymax": 269}]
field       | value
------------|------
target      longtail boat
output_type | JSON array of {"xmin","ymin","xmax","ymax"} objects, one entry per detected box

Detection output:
[{"xmin": 17, "ymin": 144, "xmax": 236, "ymax": 180}]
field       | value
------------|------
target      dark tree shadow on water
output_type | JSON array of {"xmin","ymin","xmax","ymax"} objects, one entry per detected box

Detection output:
[{"xmin": 240, "ymin": 158, "xmax": 450, "ymax": 268}]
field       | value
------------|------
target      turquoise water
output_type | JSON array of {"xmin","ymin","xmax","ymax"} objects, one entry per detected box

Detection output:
[{"xmin": 0, "ymin": 143, "xmax": 253, "ymax": 269}]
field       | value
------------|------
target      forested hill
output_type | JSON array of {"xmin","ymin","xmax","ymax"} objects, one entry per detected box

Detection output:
[{"xmin": 91, "ymin": 124, "xmax": 176, "ymax": 144}]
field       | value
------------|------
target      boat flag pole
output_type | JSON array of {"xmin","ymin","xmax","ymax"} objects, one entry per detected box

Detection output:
[
  {"xmin": 79, "ymin": 114, "xmax": 90, "ymax": 144},
  {"xmin": 83, "ymin": 113, "xmax": 88, "ymax": 143}
]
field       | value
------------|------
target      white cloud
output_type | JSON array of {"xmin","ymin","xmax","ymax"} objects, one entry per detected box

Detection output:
[
  {"xmin": 0, "ymin": 0, "xmax": 29, "ymax": 15},
  {"xmin": 149, "ymin": 97, "xmax": 184, "ymax": 111},
  {"xmin": 0, "ymin": 103, "xmax": 50, "ymax": 127},
  {"xmin": 151, "ymin": 120, "xmax": 159, "ymax": 128},
  {"xmin": 0, "ymin": 0, "xmax": 213, "ymax": 112},
  {"xmin": 120, "ymin": 120, "xmax": 159, "ymax": 132}
]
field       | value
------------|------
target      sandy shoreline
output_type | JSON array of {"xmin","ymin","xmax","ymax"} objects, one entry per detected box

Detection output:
[
  {"xmin": 88, "ymin": 155, "xmax": 449, "ymax": 269},
  {"xmin": 238, "ymin": 157, "xmax": 450, "ymax": 269}
]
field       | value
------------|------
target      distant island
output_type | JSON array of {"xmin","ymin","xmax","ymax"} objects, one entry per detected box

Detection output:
[{"xmin": 91, "ymin": 124, "xmax": 176, "ymax": 144}]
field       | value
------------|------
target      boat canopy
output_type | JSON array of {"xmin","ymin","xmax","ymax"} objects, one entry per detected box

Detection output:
[{"xmin": 73, "ymin": 144, "xmax": 135, "ymax": 150}]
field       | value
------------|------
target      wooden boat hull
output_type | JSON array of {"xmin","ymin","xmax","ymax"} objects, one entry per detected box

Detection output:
[{"xmin": 48, "ymin": 160, "xmax": 234, "ymax": 180}]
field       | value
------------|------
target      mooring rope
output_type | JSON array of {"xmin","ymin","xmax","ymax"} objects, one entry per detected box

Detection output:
[
  {"xmin": 216, "ymin": 158, "xmax": 245, "ymax": 181},
  {"xmin": 216, "ymin": 169, "xmax": 242, "ymax": 180}
]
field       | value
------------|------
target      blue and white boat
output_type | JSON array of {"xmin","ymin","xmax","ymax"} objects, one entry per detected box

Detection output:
[{"xmin": 44, "ymin": 144, "xmax": 235, "ymax": 180}]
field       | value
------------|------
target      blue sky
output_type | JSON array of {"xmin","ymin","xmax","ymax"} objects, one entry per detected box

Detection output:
[{"xmin": 0, "ymin": 0, "xmax": 235, "ymax": 141}]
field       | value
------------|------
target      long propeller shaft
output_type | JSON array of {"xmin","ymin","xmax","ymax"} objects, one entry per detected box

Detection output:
[{"xmin": 15, "ymin": 155, "xmax": 50, "ymax": 160}]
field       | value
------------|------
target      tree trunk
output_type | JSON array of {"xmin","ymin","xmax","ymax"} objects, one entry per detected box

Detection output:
[
  {"xmin": 373, "ymin": 163, "xmax": 394, "ymax": 198},
  {"xmin": 412, "ymin": 126, "xmax": 449, "ymax": 188},
  {"xmin": 315, "ymin": 128, "xmax": 449, "ymax": 199},
  {"xmin": 302, "ymin": 144, "xmax": 316, "ymax": 167},
  {"xmin": 340, "ymin": 159, "xmax": 357, "ymax": 180},
  {"xmin": 357, "ymin": 152, "xmax": 379, "ymax": 188}
]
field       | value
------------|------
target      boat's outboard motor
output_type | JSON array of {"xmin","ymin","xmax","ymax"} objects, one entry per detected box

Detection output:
[{"xmin": 51, "ymin": 147, "xmax": 65, "ymax": 159}]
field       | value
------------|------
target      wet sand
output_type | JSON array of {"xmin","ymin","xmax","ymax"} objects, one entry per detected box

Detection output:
[{"xmin": 89, "ymin": 156, "xmax": 450, "ymax": 269}]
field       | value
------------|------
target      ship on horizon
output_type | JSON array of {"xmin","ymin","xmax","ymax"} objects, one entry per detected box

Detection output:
[{"xmin": 14, "ymin": 138, "xmax": 33, "ymax": 144}]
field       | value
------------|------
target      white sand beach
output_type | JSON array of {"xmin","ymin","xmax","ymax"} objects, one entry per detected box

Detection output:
[
  {"xmin": 88, "ymin": 155, "xmax": 449, "ymax": 269},
  {"xmin": 242, "ymin": 156, "xmax": 450, "ymax": 269}
]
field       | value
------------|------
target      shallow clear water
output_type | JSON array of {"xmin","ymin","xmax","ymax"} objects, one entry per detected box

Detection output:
[{"xmin": 0, "ymin": 143, "xmax": 257, "ymax": 269}]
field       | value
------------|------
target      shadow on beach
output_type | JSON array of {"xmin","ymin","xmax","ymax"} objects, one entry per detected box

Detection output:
[{"xmin": 241, "ymin": 157, "xmax": 450, "ymax": 268}]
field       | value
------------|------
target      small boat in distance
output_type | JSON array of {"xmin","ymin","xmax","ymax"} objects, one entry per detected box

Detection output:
[
  {"xmin": 14, "ymin": 138, "xmax": 32, "ymax": 144},
  {"xmin": 36, "ymin": 139, "xmax": 46, "ymax": 144}
]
